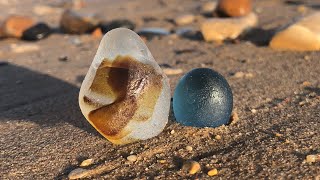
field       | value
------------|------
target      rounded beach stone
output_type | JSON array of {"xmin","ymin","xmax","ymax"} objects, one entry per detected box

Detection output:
[
  {"xmin": 217, "ymin": 0, "xmax": 252, "ymax": 17},
  {"xmin": 173, "ymin": 68, "xmax": 233, "ymax": 127},
  {"xmin": 79, "ymin": 28, "xmax": 171, "ymax": 145},
  {"xmin": 2, "ymin": 15, "xmax": 35, "ymax": 38}
]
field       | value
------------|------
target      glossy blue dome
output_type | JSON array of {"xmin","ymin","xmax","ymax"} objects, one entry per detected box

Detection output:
[{"xmin": 173, "ymin": 68, "xmax": 233, "ymax": 127}]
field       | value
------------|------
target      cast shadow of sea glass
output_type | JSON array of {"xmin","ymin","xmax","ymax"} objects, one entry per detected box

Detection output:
[{"xmin": 0, "ymin": 63, "xmax": 98, "ymax": 136}]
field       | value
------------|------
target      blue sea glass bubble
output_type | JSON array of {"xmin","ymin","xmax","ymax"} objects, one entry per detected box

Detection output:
[{"xmin": 173, "ymin": 68, "xmax": 233, "ymax": 127}]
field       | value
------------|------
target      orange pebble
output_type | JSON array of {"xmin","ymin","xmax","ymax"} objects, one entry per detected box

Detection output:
[
  {"xmin": 2, "ymin": 15, "xmax": 35, "ymax": 38},
  {"xmin": 92, "ymin": 28, "xmax": 103, "ymax": 38},
  {"xmin": 217, "ymin": 0, "xmax": 252, "ymax": 17}
]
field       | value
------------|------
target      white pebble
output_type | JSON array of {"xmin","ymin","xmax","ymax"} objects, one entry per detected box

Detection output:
[
  {"xmin": 127, "ymin": 155, "xmax": 138, "ymax": 162},
  {"xmin": 80, "ymin": 158, "xmax": 94, "ymax": 167}
]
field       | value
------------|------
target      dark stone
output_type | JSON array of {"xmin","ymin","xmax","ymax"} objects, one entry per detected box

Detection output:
[
  {"xmin": 22, "ymin": 23, "xmax": 51, "ymax": 41},
  {"xmin": 100, "ymin": 19, "xmax": 135, "ymax": 34},
  {"xmin": 58, "ymin": 56, "xmax": 68, "ymax": 62}
]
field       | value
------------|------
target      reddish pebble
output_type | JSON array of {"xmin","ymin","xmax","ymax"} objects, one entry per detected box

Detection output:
[
  {"xmin": 1, "ymin": 15, "xmax": 35, "ymax": 38},
  {"xmin": 217, "ymin": 0, "xmax": 252, "ymax": 17},
  {"xmin": 92, "ymin": 28, "xmax": 103, "ymax": 38}
]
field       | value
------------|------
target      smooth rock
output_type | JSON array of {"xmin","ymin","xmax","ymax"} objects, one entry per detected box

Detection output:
[
  {"xmin": 60, "ymin": 10, "xmax": 99, "ymax": 34},
  {"xmin": 68, "ymin": 168, "xmax": 88, "ymax": 179},
  {"xmin": 80, "ymin": 158, "xmax": 94, "ymax": 167},
  {"xmin": 137, "ymin": 27, "xmax": 171, "ymax": 40},
  {"xmin": 100, "ymin": 19, "xmax": 135, "ymax": 34},
  {"xmin": 173, "ymin": 68, "xmax": 233, "ymax": 128},
  {"xmin": 201, "ymin": 12, "xmax": 258, "ymax": 42},
  {"xmin": 174, "ymin": 14, "xmax": 195, "ymax": 26},
  {"xmin": 217, "ymin": 0, "xmax": 252, "ymax": 17},
  {"xmin": 163, "ymin": 67, "xmax": 183, "ymax": 75},
  {"xmin": 182, "ymin": 161, "xmax": 201, "ymax": 175},
  {"xmin": 270, "ymin": 12, "xmax": 320, "ymax": 51},
  {"xmin": 1, "ymin": 15, "xmax": 35, "ymax": 38},
  {"xmin": 22, "ymin": 23, "xmax": 51, "ymax": 41},
  {"xmin": 79, "ymin": 28, "xmax": 171, "ymax": 145},
  {"xmin": 201, "ymin": 1, "xmax": 218, "ymax": 14},
  {"xmin": 215, "ymin": 135, "xmax": 222, "ymax": 140},
  {"xmin": 305, "ymin": 154, "xmax": 319, "ymax": 163},
  {"xmin": 127, "ymin": 155, "xmax": 138, "ymax": 162},
  {"xmin": 208, "ymin": 168, "xmax": 218, "ymax": 176}
]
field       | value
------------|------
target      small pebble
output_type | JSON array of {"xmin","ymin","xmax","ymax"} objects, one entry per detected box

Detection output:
[
  {"xmin": 68, "ymin": 168, "xmax": 88, "ymax": 179},
  {"xmin": 207, "ymin": 168, "xmax": 218, "ymax": 176},
  {"xmin": 22, "ymin": 23, "xmax": 51, "ymax": 41},
  {"xmin": 158, "ymin": 160, "xmax": 166, "ymax": 163},
  {"xmin": 186, "ymin": 146, "xmax": 193, "ymax": 151},
  {"xmin": 170, "ymin": 130, "xmax": 175, "ymax": 134},
  {"xmin": 59, "ymin": 55, "xmax": 68, "ymax": 62},
  {"xmin": 174, "ymin": 14, "xmax": 195, "ymax": 26},
  {"xmin": 137, "ymin": 27, "xmax": 170, "ymax": 40},
  {"xmin": 60, "ymin": 9, "xmax": 99, "ymax": 34},
  {"xmin": 201, "ymin": 1, "xmax": 218, "ymax": 14},
  {"xmin": 163, "ymin": 68, "xmax": 183, "ymax": 75},
  {"xmin": 80, "ymin": 158, "xmax": 94, "ymax": 167},
  {"xmin": 302, "ymin": 81, "xmax": 311, "ymax": 87},
  {"xmin": 234, "ymin": 72, "xmax": 244, "ymax": 78},
  {"xmin": 201, "ymin": 13, "xmax": 257, "ymax": 42},
  {"xmin": 297, "ymin": 5, "xmax": 307, "ymax": 13},
  {"xmin": 215, "ymin": 135, "xmax": 221, "ymax": 140},
  {"xmin": 304, "ymin": 55, "xmax": 311, "ymax": 60},
  {"xmin": 229, "ymin": 111, "xmax": 239, "ymax": 124},
  {"xmin": 275, "ymin": 133, "xmax": 283, "ymax": 137},
  {"xmin": 127, "ymin": 155, "xmax": 138, "ymax": 162},
  {"xmin": 233, "ymin": 71, "xmax": 253, "ymax": 78},
  {"xmin": 2, "ymin": 15, "xmax": 35, "ymax": 38},
  {"xmin": 182, "ymin": 161, "xmax": 201, "ymax": 175},
  {"xmin": 306, "ymin": 154, "xmax": 319, "ymax": 163},
  {"xmin": 217, "ymin": 0, "xmax": 252, "ymax": 17},
  {"xmin": 91, "ymin": 27, "xmax": 103, "ymax": 38},
  {"xmin": 251, "ymin": 109, "xmax": 257, "ymax": 113}
]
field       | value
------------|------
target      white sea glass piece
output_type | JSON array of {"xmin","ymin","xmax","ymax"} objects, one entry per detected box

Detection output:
[{"xmin": 79, "ymin": 28, "xmax": 171, "ymax": 145}]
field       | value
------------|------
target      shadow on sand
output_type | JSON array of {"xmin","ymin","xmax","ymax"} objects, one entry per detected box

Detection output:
[{"xmin": 0, "ymin": 63, "xmax": 99, "ymax": 136}]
